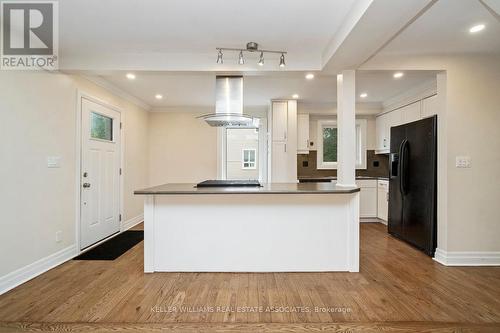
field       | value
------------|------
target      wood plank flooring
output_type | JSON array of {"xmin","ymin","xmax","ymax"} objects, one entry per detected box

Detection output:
[{"xmin": 0, "ymin": 223, "xmax": 499, "ymax": 332}]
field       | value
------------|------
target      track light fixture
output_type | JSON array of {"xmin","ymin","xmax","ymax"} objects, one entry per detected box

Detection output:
[
  {"xmin": 238, "ymin": 51, "xmax": 244, "ymax": 65},
  {"xmin": 279, "ymin": 53, "xmax": 285, "ymax": 67},
  {"xmin": 216, "ymin": 49, "xmax": 223, "ymax": 64},
  {"xmin": 216, "ymin": 42, "xmax": 287, "ymax": 67},
  {"xmin": 258, "ymin": 52, "xmax": 264, "ymax": 66}
]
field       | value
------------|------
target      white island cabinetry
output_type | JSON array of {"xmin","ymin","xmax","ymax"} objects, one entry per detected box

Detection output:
[{"xmin": 136, "ymin": 183, "xmax": 360, "ymax": 273}]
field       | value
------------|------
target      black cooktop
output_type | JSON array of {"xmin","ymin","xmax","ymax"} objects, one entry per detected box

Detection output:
[{"xmin": 196, "ymin": 180, "xmax": 262, "ymax": 188}]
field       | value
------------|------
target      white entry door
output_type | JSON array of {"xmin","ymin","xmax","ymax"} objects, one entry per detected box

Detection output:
[{"xmin": 80, "ymin": 98, "xmax": 121, "ymax": 249}]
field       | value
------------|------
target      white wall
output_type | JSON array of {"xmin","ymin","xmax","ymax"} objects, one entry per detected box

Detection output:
[
  {"xmin": 148, "ymin": 108, "xmax": 218, "ymax": 185},
  {"xmin": 0, "ymin": 71, "xmax": 149, "ymax": 280},
  {"xmin": 362, "ymin": 54, "xmax": 500, "ymax": 254},
  {"xmin": 148, "ymin": 106, "xmax": 268, "ymax": 185}
]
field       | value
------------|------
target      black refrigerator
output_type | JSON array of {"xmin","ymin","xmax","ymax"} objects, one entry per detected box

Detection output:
[{"xmin": 388, "ymin": 116, "xmax": 437, "ymax": 257}]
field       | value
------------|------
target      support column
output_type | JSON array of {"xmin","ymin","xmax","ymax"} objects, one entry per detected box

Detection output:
[{"xmin": 336, "ymin": 70, "xmax": 356, "ymax": 187}]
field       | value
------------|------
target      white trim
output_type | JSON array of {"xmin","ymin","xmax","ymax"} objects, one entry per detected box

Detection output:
[
  {"xmin": 79, "ymin": 75, "xmax": 152, "ymax": 111},
  {"xmin": 122, "ymin": 214, "xmax": 144, "ymax": 231},
  {"xmin": 316, "ymin": 119, "xmax": 367, "ymax": 170},
  {"xmin": 360, "ymin": 217, "xmax": 381, "ymax": 223},
  {"xmin": 76, "ymin": 91, "xmax": 124, "ymax": 252},
  {"xmin": 381, "ymin": 79, "xmax": 437, "ymax": 113},
  {"xmin": 0, "ymin": 245, "xmax": 77, "ymax": 295},
  {"xmin": 433, "ymin": 248, "xmax": 500, "ymax": 266},
  {"xmin": 242, "ymin": 148, "xmax": 257, "ymax": 170}
]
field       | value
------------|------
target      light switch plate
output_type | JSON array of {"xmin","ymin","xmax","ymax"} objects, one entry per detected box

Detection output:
[
  {"xmin": 455, "ymin": 156, "xmax": 471, "ymax": 168},
  {"xmin": 47, "ymin": 156, "xmax": 61, "ymax": 168}
]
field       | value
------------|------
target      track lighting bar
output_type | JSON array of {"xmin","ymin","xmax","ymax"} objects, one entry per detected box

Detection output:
[{"xmin": 216, "ymin": 42, "xmax": 287, "ymax": 67}]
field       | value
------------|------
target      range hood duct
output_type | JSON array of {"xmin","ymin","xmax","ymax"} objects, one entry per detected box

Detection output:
[{"xmin": 197, "ymin": 76, "xmax": 258, "ymax": 127}]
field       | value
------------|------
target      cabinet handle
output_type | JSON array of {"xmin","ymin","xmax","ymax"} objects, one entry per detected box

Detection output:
[
  {"xmin": 386, "ymin": 192, "xmax": 389, "ymax": 202},
  {"xmin": 284, "ymin": 144, "xmax": 287, "ymax": 153}
]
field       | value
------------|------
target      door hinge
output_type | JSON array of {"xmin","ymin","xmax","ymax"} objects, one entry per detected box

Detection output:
[
  {"xmin": 119, "ymin": 214, "xmax": 122, "ymax": 222},
  {"xmin": 119, "ymin": 168, "xmax": 122, "ymax": 175}
]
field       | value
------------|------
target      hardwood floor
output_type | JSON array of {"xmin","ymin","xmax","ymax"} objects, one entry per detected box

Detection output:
[{"xmin": 0, "ymin": 223, "xmax": 499, "ymax": 332}]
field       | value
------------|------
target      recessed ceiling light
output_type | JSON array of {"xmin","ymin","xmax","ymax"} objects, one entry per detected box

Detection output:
[
  {"xmin": 305, "ymin": 73, "xmax": 314, "ymax": 80},
  {"xmin": 292, "ymin": 94, "xmax": 299, "ymax": 99},
  {"xmin": 126, "ymin": 73, "xmax": 136, "ymax": 80},
  {"xmin": 155, "ymin": 94, "xmax": 163, "ymax": 100},
  {"xmin": 469, "ymin": 24, "xmax": 485, "ymax": 33},
  {"xmin": 393, "ymin": 72, "xmax": 404, "ymax": 79},
  {"xmin": 360, "ymin": 93, "xmax": 368, "ymax": 98}
]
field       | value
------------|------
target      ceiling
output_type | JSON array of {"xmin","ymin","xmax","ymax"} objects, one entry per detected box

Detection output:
[
  {"xmin": 73, "ymin": 0, "xmax": 498, "ymax": 109},
  {"xmin": 59, "ymin": 0, "xmax": 359, "ymax": 71},
  {"xmin": 93, "ymin": 70, "xmax": 438, "ymax": 108},
  {"xmin": 376, "ymin": 0, "xmax": 500, "ymax": 57}
]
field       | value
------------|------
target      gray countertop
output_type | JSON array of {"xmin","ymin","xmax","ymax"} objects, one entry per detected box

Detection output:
[
  {"xmin": 134, "ymin": 182, "xmax": 360, "ymax": 195},
  {"xmin": 298, "ymin": 176, "xmax": 389, "ymax": 182}
]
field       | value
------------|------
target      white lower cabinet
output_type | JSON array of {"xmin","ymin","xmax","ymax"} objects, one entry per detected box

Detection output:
[
  {"xmin": 357, "ymin": 179, "xmax": 377, "ymax": 218},
  {"xmin": 377, "ymin": 180, "xmax": 389, "ymax": 222}
]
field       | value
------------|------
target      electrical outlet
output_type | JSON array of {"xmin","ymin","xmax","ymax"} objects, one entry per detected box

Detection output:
[
  {"xmin": 55, "ymin": 231, "xmax": 62, "ymax": 243},
  {"xmin": 455, "ymin": 156, "xmax": 471, "ymax": 168}
]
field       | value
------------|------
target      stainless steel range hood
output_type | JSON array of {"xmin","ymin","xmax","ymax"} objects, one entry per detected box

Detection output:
[{"xmin": 197, "ymin": 76, "xmax": 259, "ymax": 127}]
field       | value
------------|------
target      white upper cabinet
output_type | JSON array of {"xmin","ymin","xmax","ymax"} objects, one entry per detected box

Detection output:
[
  {"xmin": 376, "ymin": 109, "xmax": 402, "ymax": 154},
  {"xmin": 422, "ymin": 95, "xmax": 439, "ymax": 118},
  {"xmin": 297, "ymin": 114, "xmax": 310, "ymax": 154},
  {"xmin": 269, "ymin": 100, "xmax": 297, "ymax": 183},
  {"xmin": 376, "ymin": 92, "xmax": 438, "ymax": 154},
  {"xmin": 272, "ymin": 101, "xmax": 288, "ymax": 141},
  {"xmin": 401, "ymin": 101, "xmax": 421, "ymax": 124},
  {"xmin": 375, "ymin": 114, "xmax": 387, "ymax": 152}
]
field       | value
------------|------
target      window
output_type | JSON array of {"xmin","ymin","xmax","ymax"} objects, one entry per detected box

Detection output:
[
  {"xmin": 242, "ymin": 149, "xmax": 256, "ymax": 169},
  {"xmin": 91, "ymin": 112, "xmax": 113, "ymax": 141},
  {"xmin": 224, "ymin": 128, "xmax": 260, "ymax": 180},
  {"xmin": 317, "ymin": 119, "xmax": 367, "ymax": 169}
]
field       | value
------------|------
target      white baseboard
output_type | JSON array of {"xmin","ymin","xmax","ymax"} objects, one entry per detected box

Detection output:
[
  {"xmin": 0, "ymin": 245, "xmax": 77, "ymax": 295},
  {"xmin": 434, "ymin": 248, "xmax": 500, "ymax": 266},
  {"xmin": 360, "ymin": 217, "xmax": 386, "ymax": 225},
  {"xmin": 122, "ymin": 214, "xmax": 144, "ymax": 231}
]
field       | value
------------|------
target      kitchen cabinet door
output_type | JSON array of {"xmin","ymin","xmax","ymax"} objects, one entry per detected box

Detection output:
[
  {"xmin": 297, "ymin": 114, "xmax": 309, "ymax": 154},
  {"xmin": 386, "ymin": 109, "xmax": 403, "ymax": 151},
  {"xmin": 377, "ymin": 180, "xmax": 389, "ymax": 221},
  {"xmin": 422, "ymin": 95, "xmax": 438, "ymax": 118},
  {"xmin": 358, "ymin": 179, "xmax": 377, "ymax": 218},
  {"xmin": 272, "ymin": 101, "xmax": 288, "ymax": 141},
  {"xmin": 401, "ymin": 101, "xmax": 421, "ymax": 124},
  {"xmin": 271, "ymin": 141, "xmax": 288, "ymax": 183},
  {"xmin": 376, "ymin": 114, "xmax": 388, "ymax": 153}
]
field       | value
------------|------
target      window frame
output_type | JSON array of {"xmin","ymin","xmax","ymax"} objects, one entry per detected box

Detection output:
[
  {"xmin": 90, "ymin": 111, "xmax": 114, "ymax": 142},
  {"xmin": 241, "ymin": 148, "xmax": 257, "ymax": 170},
  {"xmin": 316, "ymin": 119, "xmax": 367, "ymax": 170}
]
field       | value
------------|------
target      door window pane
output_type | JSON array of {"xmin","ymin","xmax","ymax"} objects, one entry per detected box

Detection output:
[
  {"xmin": 91, "ymin": 112, "xmax": 113, "ymax": 141},
  {"xmin": 323, "ymin": 127, "xmax": 338, "ymax": 162},
  {"xmin": 226, "ymin": 128, "xmax": 259, "ymax": 180},
  {"xmin": 242, "ymin": 149, "xmax": 256, "ymax": 169}
]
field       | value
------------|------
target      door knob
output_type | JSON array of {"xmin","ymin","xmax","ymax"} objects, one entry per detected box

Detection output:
[{"xmin": 83, "ymin": 183, "xmax": 91, "ymax": 188}]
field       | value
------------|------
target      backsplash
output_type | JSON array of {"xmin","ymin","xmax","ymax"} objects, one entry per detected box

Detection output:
[{"xmin": 297, "ymin": 150, "xmax": 389, "ymax": 178}]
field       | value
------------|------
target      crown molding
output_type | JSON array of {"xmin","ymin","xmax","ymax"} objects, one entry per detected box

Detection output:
[
  {"xmin": 79, "ymin": 75, "xmax": 152, "ymax": 111},
  {"xmin": 382, "ymin": 78, "xmax": 437, "ymax": 112}
]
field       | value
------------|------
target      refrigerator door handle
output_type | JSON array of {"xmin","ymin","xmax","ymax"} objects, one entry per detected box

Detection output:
[{"xmin": 400, "ymin": 139, "xmax": 409, "ymax": 195}]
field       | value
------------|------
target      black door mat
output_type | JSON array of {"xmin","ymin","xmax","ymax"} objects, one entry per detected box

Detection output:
[{"xmin": 74, "ymin": 230, "xmax": 143, "ymax": 260}]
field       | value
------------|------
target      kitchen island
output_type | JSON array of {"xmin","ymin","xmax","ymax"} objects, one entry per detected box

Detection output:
[{"xmin": 135, "ymin": 183, "xmax": 360, "ymax": 272}]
